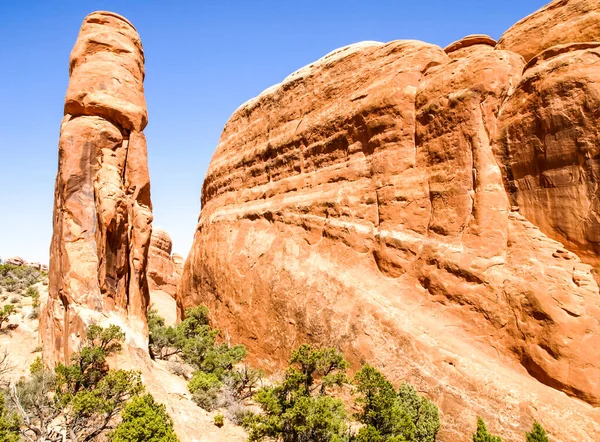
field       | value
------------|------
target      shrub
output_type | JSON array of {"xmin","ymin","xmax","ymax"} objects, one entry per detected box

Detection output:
[
  {"xmin": 167, "ymin": 361, "xmax": 188, "ymax": 378},
  {"xmin": 214, "ymin": 413, "xmax": 224, "ymax": 428},
  {"xmin": 0, "ymin": 264, "xmax": 43, "ymax": 292},
  {"xmin": 397, "ymin": 382, "xmax": 440, "ymax": 442},
  {"xmin": 28, "ymin": 306, "xmax": 39, "ymax": 319},
  {"xmin": 353, "ymin": 365, "xmax": 439, "ymax": 442},
  {"xmin": 223, "ymin": 398, "xmax": 252, "ymax": 425},
  {"xmin": 25, "ymin": 286, "xmax": 38, "ymax": 298},
  {"xmin": 473, "ymin": 417, "xmax": 502, "ymax": 442},
  {"xmin": 245, "ymin": 345, "xmax": 349, "ymax": 442},
  {"xmin": 0, "ymin": 394, "xmax": 19, "ymax": 442},
  {"xmin": 223, "ymin": 364, "xmax": 264, "ymax": 400},
  {"xmin": 526, "ymin": 421, "xmax": 549, "ymax": 442},
  {"xmin": 356, "ymin": 425, "xmax": 384, "ymax": 442},
  {"xmin": 188, "ymin": 371, "xmax": 222, "ymax": 411},
  {"xmin": 110, "ymin": 393, "xmax": 179, "ymax": 442},
  {"xmin": 11, "ymin": 324, "xmax": 144, "ymax": 441},
  {"xmin": 3, "ymin": 279, "xmax": 16, "ymax": 292}
]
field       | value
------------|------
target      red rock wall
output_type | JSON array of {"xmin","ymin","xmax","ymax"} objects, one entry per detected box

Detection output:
[
  {"xmin": 180, "ymin": 1, "xmax": 600, "ymax": 440},
  {"xmin": 147, "ymin": 228, "xmax": 183, "ymax": 299},
  {"xmin": 41, "ymin": 11, "xmax": 153, "ymax": 366}
]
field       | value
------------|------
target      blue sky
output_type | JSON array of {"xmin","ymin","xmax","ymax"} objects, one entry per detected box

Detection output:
[{"xmin": 0, "ymin": 0, "xmax": 547, "ymax": 263}]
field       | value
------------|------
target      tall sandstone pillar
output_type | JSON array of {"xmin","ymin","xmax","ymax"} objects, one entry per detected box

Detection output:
[{"xmin": 41, "ymin": 11, "xmax": 152, "ymax": 366}]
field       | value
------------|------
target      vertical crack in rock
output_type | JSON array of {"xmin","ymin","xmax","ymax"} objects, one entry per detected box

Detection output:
[{"xmin": 41, "ymin": 11, "xmax": 152, "ymax": 367}]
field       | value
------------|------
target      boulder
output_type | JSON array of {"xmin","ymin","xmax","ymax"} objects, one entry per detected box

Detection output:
[{"xmin": 5, "ymin": 257, "xmax": 25, "ymax": 266}]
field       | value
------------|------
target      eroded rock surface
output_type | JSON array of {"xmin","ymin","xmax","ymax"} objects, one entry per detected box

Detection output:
[
  {"xmin": 180, "ymin": 2, "xmax": 600, "ymax": 440},
  {"xmin": 41, "ymin": 11, "xmax": 153, "ymax": 366},
  {"xmin": 496, "ymin": 41, "xmax": 600, "ymax": 270},
  {"xmin": 496, "ymin": 0, "xmax": 600, "ymax": 61},
  {"xmin": 148, "ymin": 228, "xmax": 183, "ymax": 299}
]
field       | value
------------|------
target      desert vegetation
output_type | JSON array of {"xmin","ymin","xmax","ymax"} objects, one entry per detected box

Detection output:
[
  {"xmin": 148, "ymin": 306, "xmax": 262, "ymax": 422},
  {"xmin": 0, "ymin": 324, "xmax": 178, "ymax": 442},
  {"xmin": 0, "ymin": 261, "xmax": 45, "ymax": 329},
  {"xmin": 0, "ymin": 263, "xmax": 45, "ymax": 295},
  {"xmin": 148, "ymin": 306, "xmax": 552, "ymax": 442}
]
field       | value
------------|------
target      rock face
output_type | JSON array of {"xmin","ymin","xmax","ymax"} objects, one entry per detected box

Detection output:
[
  {"xmin": 496, "ymin": 0, "xmax": 600, "ymax": 61},
  {"xmin": 41, "ymin": 11, "xmax": 153, "ymax": 366},
  {"xmin": 180, "ymin": 1, "xmax": 600, "ymax": 440},
  {"xmin": 147, "ymin": 228, "xmax": 183, "ymax": 299}
]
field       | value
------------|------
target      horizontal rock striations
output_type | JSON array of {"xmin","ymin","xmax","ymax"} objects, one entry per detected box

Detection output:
[
  {"xmin": 180, "ymin": 1, "xmax": 600, "ymax": 440},
  {"xmin": 41, "ymin": 11, "xmax": 153, "ymax": 366}
]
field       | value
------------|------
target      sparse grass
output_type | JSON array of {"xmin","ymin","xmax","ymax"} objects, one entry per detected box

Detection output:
[
  {"xmin": 28, "ymin": 307, "xmax": 39, "ymax": 320},
  {"xmin": 167, "ymin": 361, "xmax": 188, "ymax": 378}
]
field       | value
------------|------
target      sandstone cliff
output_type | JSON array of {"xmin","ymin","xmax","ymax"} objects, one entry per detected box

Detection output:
[
  {"xmin": 179, "ymin": 1, "xmax": 600, "ymax": 440},
  {"xmin": 41, "ymin": 11, "xmax": 153, "ymax": 366},
  {"xmin": 148, "ymin": 228, "xmax": 183, "ymax": 299},
  {"xmin": 148, "ymin": 228, "xmax": 182, "ymax": 326}
]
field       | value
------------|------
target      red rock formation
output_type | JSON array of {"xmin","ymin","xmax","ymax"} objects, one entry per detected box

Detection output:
[
  {"xmin": 179, "ymin": 2, "xmax": 600, "ymax": 440},
  {"xmin": 147, "ymin": 228, "xmax": 183, "ymax": 299},
  {"xmin": 496, "ymin": 41, "xmax": 600, "ymax": 270},
  {"xmin": 496, "ymin": 0, "xmax": 600, "ymax": 62},
  {"xmin": 41, "ymin": 11, "xmax": 152, "ymax": 366}
]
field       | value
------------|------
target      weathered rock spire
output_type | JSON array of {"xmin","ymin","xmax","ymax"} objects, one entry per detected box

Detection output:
[{"xmin": 41, "ymin": 11, "xmax": 152, "ymax": 366}]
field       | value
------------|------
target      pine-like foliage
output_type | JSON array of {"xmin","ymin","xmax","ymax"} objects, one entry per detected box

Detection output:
[
  {"xmin": 110, "ymin": 394, "xmax": 179, "ymax": 442},
  {"xmin": 526, "ymin": 421, "xmax": 549, "ymax": 442},
  {"xmin": 473, "ymin": 417, "xmax": 502, "ymax": 442}
]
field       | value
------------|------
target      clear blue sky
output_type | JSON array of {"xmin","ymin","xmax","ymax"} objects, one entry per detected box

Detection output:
[{"xmin": 0, "ymin": 0, "xmax": 547, "ymax": 264}]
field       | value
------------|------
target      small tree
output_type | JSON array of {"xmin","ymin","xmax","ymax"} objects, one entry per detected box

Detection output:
[
  {"xmin": 473, "ymin": 417, "xmax": 502, "ymax": 442},
  {"xmin": 245, "ymin": 344, "xmax": 349, "ymax": 442},
  {"xmin": 526, "ymin": 421, "xmax": 549, "ymax": 442},
  {"xmin": 354, "ymin": 365, "xmax": 439, "ymax": 442},
  {"xmin": 110, "ymin": 394, "xmax": 179, "ymax": 442},
  {"xmin": 150, "ymin": 306, "xmax": 261, "ymax": 410},
  {"xmin": 10, "ymin": 324, "xmax": 144, "ymax": 441},
  {"xmin": 354, "ymin": 364, "xmax": 404, "ymax": 438},
  {"xmin": 148, "ymin": 308, "xmax": 180, "ymax": 360},
  {"xmin": 397, "ymin": 382, "xmax": 439, "ymax": 442},
  {"xmin": 224, "ymin": 364, "xmax": 265, "ymax": 400}
]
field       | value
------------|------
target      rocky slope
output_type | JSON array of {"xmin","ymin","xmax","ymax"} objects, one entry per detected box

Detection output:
[{"xmin": 179, "ymin": 0, "xmax": 600, "ymax": 440}]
